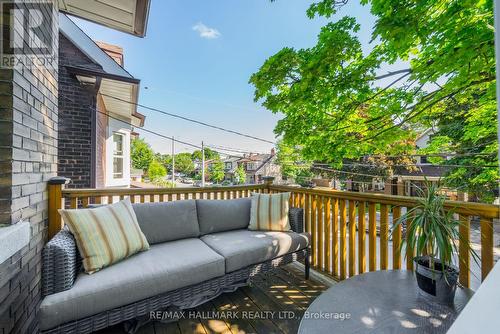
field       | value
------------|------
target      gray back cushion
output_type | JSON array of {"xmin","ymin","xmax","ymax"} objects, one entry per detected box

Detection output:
[
  {"xmin": 196, "ymin": 198, "xmax": 251, "ymax": 235},
  {"xmin": 132, "ymin": 200, "xmax": 200, "ymax": 244}
]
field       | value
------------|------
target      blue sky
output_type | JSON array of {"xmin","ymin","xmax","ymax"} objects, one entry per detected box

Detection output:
[{"xmin": 73, "ymin": 0, "xmax": 376, "ymax": 156}]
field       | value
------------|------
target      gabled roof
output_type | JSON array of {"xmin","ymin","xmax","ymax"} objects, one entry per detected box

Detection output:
[
  {"xmin": 59, "ymin": 13, "xmax": 144, "ymax": 127},
  {"xmin": 60, "ymin": 13, "xmax": 135, "ymax": 79}
]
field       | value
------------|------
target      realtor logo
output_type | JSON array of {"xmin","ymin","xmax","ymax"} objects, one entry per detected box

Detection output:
[{"xmin": 0, "ymin": 1, "xmax": 56, "ymax": 68}]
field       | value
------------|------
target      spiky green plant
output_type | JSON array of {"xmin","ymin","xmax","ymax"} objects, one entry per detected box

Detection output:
[{"xmin": 392, "ymin": 182, "xmax": 478, "ymax": 274}]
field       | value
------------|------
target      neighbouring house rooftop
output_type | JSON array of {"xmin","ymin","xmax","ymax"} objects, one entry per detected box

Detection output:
[{"xmin": 59, "ymin": 13, "xmax": 145, "ymax": 127}]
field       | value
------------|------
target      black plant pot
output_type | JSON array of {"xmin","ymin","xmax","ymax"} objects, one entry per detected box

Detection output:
[{"xmin": 413, "ymin": 256, "xmax": 459, "ymax": 304}]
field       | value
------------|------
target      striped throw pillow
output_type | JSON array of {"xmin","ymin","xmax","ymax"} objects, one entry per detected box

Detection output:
[
  {"xmin": 59, "ymin": 198, "xmax": 149, "ymax": 274},
  {"xmin": 248, "ymin": 192, "xmax": 291, "ymax": 231}
]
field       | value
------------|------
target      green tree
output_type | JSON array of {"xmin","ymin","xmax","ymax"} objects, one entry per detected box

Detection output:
[
  {"xmin": 174, "ymin": 153, "xmax": 195, "ymax": 175},
  {"xmin": 275, "ymin": 141, "xmax": 312, "ymax": 181},
  {"xmin": 155, "ymin": 153, "xmax": 172, "ymax": 171},
  {"xmin": 234, "ymin": 164, "xmax": 247, "ymax": 184},
  {"xmin": 148, "ymin": 159, "xmax": 167, "ymax": 181},
  {"xmin": 210, "ymin": 159, "xmax": 225, "ymax": 184},
  {"xmin": 131, "ymin": 138, "xmax": 154, "ymax": 172},
  {"xmin": 191, "ymin": 148, "xmax": 220, "ymax": 162},
  {"xmin": 252, "ymin": 0, "xmax": 498, "ymax": 201}
]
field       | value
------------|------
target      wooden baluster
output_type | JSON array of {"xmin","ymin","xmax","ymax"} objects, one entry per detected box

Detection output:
[
  {"xmin": 70, "ymin": 197, "xmax": 78, "ymax": 209},
  {"xmin": 304, "ymin": 194, "xmax": 311, "ymax": 234},
  {"xmin": 48, "ymin": 180, "xmax": 70, "ymax": 238},
  {"xmin": 140, "ymin": 195, "xmax": 145, "ymax": 203},
  {"xmin": 94, "ymin": 196, "xmax": 102, "ymax": 204},
  {"xmin": 480, "ymin": 217, "xmax": 494, "ymax": 281},
  {"xmin": 107, "ymin": 195, "xmax": 113, "ymax": 204},
  {"xmin": 348, "ymin": 200, "xmax": 356, "ymax": 277},
  {"xmin": 168, "ymin": 193, "xmax": 173, "ymax": 202},
  {"xmin": 458, "ymin": 214, "xmax": 470, "ymax": 288},
  {"xmin": 119, "ymin": 195, "xmax": 125, "ymax": 201},
  {"xmin": 380, "ymin": 204, "xmax": 389, "ymax": 270},
  {"xmin": 332, "ymin": 199, "xmax": 339, "ymax": 277},
  {"xmin": 311, "ymin": 195, "xmax": 318, "ymax": 268},
  {"xmin": 368, "ymin": 203, "xmax": 376, "ymax": 271},
  {"xmin": 325, "ymin": 197, "xmax": 332, "ymax": 274},
  {"xmin": 339, "ymin": 200, "xmax": 347, "ymax": 280},
  {"xmin": 159, "ymin": 194, "xmax": 165, "ymax": 202},
  {"xmin": 392, "ymin": 206, "xmax": 402, "ymax": 270},
  {"xmin": 317, "ymin": 196, "xmax": 324, "ymax": 270},
  {"xmin": 358, "ymin": 201, "xmax": 366, "ymax": 274},
  {"xmin": 130, "ymin": 195, "xmax": 136, "ymax": 204},
  {"xmin": 406, "ymin": 211, "xmax": 415, "ymax": 271}
]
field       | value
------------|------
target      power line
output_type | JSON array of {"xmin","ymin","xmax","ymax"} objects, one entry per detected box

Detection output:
[
  {"xmin": 60, "ymin": 93, "xmax": 247, "ymax": 159},
  {"xmin": 312, "ymin": 161, "xmax": 499, "ymax": 169},
  {"xmin": 100, "ymin": 93, "xmax": 276, "ymax": 144}
]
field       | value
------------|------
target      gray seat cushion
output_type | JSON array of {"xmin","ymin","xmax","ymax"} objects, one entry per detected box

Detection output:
[
  {"xmin": 201, "ymin": 230, "xmax": 310, "ymax": 273},
  {"xmin": 132, "ymin": 200, "xmax": 199, "ymax": 244},
  {"xmin": 39, "ymin": 238, "xmax": 225, "ymax": 330},
  {"xmin": 196, "ymin": 198, "xmax": 251, "ymax": 235}
]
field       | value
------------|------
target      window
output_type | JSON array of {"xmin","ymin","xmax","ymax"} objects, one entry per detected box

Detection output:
[
  {"xmin": 112, "ymin": 133, "xmax": 124, "ymax": 179},
  {"xmin": 225, "ymin": 162, "xmax": 232, "ymax": 170},
  {"xmin": 246, "ymin": 162, "xmax": 257, "ymax": 171}
]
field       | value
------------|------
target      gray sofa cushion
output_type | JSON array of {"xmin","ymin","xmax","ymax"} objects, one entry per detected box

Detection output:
[
  {"xmin": 132, "ymin": 200, "xmax": 199, "ymax": 244},
  {"xmin": 39, "ymin": 238, "xmax": 225, "ymax": 330},
  {"xmin": 196, "ymin": 198, "xmax": 251, "ymax": 235},
  {"xmin": 201, "ymin": 230, "xmax": 310, "ymax": 273}
]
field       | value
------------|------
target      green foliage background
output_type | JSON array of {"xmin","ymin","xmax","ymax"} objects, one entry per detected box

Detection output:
[{"xmin": 253, "ymin": 0, "xmax": 498, "ymax": 202}]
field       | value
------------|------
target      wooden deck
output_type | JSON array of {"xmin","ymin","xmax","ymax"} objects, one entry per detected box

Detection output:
[{"xmin": 96, "ymin": 265, "xmax": 332, "ymax": 334}]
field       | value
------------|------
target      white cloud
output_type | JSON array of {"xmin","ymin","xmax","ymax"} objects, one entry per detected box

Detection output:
[{"xmin": 192, "ymin": 22, "xmax": 221, "ymax": 39}]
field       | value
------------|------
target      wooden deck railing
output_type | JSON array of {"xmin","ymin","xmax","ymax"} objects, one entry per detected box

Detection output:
[{"xmin": 48, "ymin": 178, "xmax": 499, "ymax": 289}]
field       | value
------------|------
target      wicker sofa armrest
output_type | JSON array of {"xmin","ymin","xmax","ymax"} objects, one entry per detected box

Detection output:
[
  {"xmin": 289, "ymin": 207, "xmax": 304, "ymax": 233},
  {"xmin": 42, "ymin": 230, "xmax": 79, "ymax": 297}
]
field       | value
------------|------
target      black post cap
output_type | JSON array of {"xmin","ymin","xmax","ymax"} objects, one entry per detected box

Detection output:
[{"xmin": 48, "ymin": 177, "xmax": 71, "ymax": 185}]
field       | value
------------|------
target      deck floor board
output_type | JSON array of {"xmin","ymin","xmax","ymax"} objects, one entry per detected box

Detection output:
[{"xmin": 94, "ymin": 265, "xmax": 331, "ymax": 334}]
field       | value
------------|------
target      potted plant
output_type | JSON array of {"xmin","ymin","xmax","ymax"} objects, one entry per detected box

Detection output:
[{"xmin": 392, "ymin": 182, "xmax": 477, "ymax": 304}]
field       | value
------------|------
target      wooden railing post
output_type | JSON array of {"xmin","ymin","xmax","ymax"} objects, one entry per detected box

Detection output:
[
  {"xmin": 262, "ymin": 176, "xmax": 275, "ymax": 193},
  {"xmin": 48, "ymin": 177, "xmax": 70, "ymax": 239},
  {"xmin": 458, "ymin": 214, "xmax": 470, "ymax": 288},
  {"xmin": 480, "ymin": 217, "xmax": 494, "ymax": 281}
]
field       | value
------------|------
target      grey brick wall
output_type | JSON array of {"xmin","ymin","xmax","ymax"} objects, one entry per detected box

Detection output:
[
  {"xmin": 0, "ymin": 1, "xmax": 59, "ymax": 333},
  {"xmin": 57, "ymin": 33, "xmax": 100, "ymax": 189}
]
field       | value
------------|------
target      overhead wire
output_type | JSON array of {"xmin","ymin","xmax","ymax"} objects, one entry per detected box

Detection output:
[{"xmin": 99, "ymin": 93, "xmax": 277, "ymax": 144}]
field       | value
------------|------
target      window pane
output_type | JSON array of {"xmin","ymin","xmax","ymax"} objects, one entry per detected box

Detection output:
[
  {"xmin": 113, "ymin": 133, "xmax": 123, "ymax": 155},
  {"xmin": 113, "ymin": 157, "xmax": 123, "ymax": 179}
]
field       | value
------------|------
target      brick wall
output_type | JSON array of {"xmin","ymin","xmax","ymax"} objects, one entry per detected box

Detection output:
[
  {"xmin": 58, "ymin": 33, "xmax": 100, "ymax": 189},
  {"xmin": 0, "ymin": 1, "xmax": 59, "ymax": 333}
]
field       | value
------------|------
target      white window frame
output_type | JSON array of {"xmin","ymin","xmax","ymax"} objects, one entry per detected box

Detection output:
[
  {"xmin": 112, "ymin": 132, "xmax": 125, "ymax": 179},
  {"xmin": 105, "ymin": 118, "xmax": 131, "ymax": 187}
]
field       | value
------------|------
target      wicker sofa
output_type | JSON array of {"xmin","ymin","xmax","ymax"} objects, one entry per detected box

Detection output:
[{"xmin": 40, "ymin": 198, "xmax": 310, "ymax": 333}]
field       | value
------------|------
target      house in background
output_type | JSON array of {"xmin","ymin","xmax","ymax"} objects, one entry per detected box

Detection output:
[
  {"xmin": 58, "ymin": 13, "xmax": 145, "ymax": 189},
  {"xmin": 343, "ymin": 129, "xmax": 460, "ymax": 199},
  {"xmin": 224, "ymin": 149, "xmax": 282, "ymax": 184}
]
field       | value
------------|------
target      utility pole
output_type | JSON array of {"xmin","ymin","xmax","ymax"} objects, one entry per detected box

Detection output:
[
  {"xmin": 171, "ymin": 137, "xmax": 175, "ymax": 184},
  {"xmin": 201, "ymin": 141, "xmax": 205, "ymax": 187}
]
